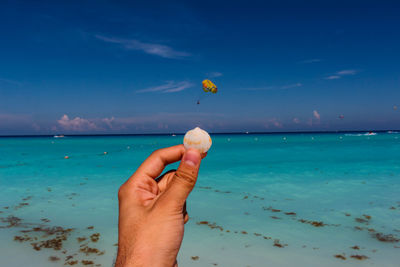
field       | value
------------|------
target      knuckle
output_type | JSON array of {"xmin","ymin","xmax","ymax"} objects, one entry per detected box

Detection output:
[
  {"xmin": 175, "ymin": 168, "xmax": 197, "ymax": 186},
  {"xmin": 150, "ymin": 149, "xmax": 161, "ymax": 158}
]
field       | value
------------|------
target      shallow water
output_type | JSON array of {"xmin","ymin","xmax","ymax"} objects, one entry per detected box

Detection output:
[{"xmin": 1, "ymin": 133, "xmax": 399, "ymax": 266}]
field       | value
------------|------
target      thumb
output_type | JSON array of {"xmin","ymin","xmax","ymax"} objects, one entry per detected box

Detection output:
[{"xmin": 162, "ymin": 148, "xmax": 202, "ymax": 207}]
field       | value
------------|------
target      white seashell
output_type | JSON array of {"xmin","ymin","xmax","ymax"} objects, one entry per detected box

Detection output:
[{"xmin": 183, "ymin": 127, "xmax": 212, "ymax": 153}]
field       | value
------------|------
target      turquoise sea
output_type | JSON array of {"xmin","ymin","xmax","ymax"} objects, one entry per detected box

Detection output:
[{"xmin": 1, "ymin": 132, "xmax": 400, "ymax": 266}]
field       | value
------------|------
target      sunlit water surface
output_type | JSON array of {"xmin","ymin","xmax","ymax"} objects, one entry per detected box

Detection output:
[{"xmin": 1, "ymin": 133, "xmax": 399, "ymax": 266}]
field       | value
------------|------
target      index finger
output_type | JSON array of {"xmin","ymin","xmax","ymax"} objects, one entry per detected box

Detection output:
[{"xmin": 133, "ymin": 145, "xmax": 186, "ymax": 180}]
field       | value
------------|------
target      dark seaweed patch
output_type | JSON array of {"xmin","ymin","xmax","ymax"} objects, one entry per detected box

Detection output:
[
  {"xmin": 90, "ymin": 233, "xmax": 100, "ymax": 242},
  {"xmin": 273, "ymin": 239, "xmax": 287, "ymax": 248},
  {"xmin": 355, "ymin": 217, "xmax": 368, "ymax": 224},
  {"xmin": 80, "ymin": 245, "xmax": 102, "ymax": 255},
  {"xmin": 77, "ymin": 237, "xmax": 87, "ymax": 242},
  {"xmin": 48, "ymin": 256, "xmax": 60, "ymax": 261},
  {"xmin": 196, "ymin": 221, "xmax": 224, "ymax": 231},
  {"xmin": 298, "ymin": 219, "xmax": 325, "ymax": 227},
  {"xmin": 363, "ymin": 214, "xmax": 371, "ymax": 220},
  {"xmin": 334, "ymin": 254, "xmax": 346, "ymax": 260},
  {"xmin": 373, "ymin": 233, "xmax": 399, "ymax": 243},
  {"xmin": 81, "ymin": 260, "xmax": 94, "ymax": 265},
  {"xmin": 350, "ymin": 255, "xmax": 368, "ymax": 260},
  {"xmin": 1, "ymin": 215, "xmax": 22, "ymax": 228},
  {"xmin": 14, "ymin": 235, "xmax": 33, "ymax": 242}
]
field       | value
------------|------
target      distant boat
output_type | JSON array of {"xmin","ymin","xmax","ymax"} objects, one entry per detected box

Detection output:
[
  {"xmin": 54, "ymin": 135, "xmax": 65, "ymax": 138},
  {"xmin": 365, "ymin": 132, "xmax": 377, "ymax": 136},
  {"xmin": 171, "ymin": 134, "xmax": 176, "ymax": 137}
]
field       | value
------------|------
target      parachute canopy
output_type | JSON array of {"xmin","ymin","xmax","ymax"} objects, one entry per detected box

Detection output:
[{"xmin": 202, "ymin": 79, "xmax": 218, "ymax": 93}]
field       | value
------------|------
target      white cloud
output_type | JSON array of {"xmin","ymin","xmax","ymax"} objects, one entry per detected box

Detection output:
[
  {"xmin": 57, "ymin": 115, "xmax": 99, "ymax": 131},
  {"xmin": 95, "ymin": 35, "xmax": 191, "ymax": 59},
  {"xmin": 313, "ymin": 110, "xmax": 321, "ymax": 121},
  {"xmin": 137, "ymin": 81, "xmax": 193, "ymax": 93},
  {"xmin": 325, "ymin": 69, "xmax": 358, "ymax": 80},
  {"xmin": 337, "ymin": 69, "xmax": 357, "ymax": 75},
  {"xmin": 325, "ymin": 75, "xmax": 341, "ymax": 80},
  {"xmin": 53, "ymin": 112, "xmax": 224, "ymax": 133}
]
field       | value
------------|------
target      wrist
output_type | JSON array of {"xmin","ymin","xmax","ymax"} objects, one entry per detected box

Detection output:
[{"xmin": 116, "ymin": 245, "xmax": 177, "ymax": 267}]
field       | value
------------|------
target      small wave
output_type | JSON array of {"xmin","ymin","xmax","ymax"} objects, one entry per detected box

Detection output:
[{"xmin": 345, "ymin": 132, "xmax": 377, "ymax": 137}]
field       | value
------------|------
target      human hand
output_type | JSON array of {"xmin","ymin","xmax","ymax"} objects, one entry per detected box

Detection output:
[{"xmin": 115, "ymin": 145, "xmax": 204, "ymax": 267}]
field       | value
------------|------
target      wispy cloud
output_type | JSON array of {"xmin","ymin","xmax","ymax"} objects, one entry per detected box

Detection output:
[
  {"xmin": 246, "ymin": 82, "xmax": 302, "ymax": 91},
  {"xmin": 281, "ymin": 83, "xmax": 302, "ymax": 89},
  {"xmin": 245, "ymin": 86, "xmax": 275, "ymax": 91},
  {"xmin": 325, "ymin": 69, "xmax": 358, "ymax": 80},
  {"xmin": 0, "ymin": 78, "xmax": 22, "ymax": 86},
  {"xmin": 337, "ymin": 69, "xmax": 357, "ymax": 75},
  {"xmin": 136, "ymin": 81, "xmax": 193, "ymax": 93},
  {"xmin": 95, "ymin": 35, "xmax": 191, "ymax": 59},
  {"xmin": 299, "ymin": 58, "xmax": 321, "ymax": 64},
  {"xmin": 207, "ymin": 72, "xmax": 223, "ymax": 78},
  {"xmin": 325, "ymin": 75, "xmax": 341, "ymax": 80}
]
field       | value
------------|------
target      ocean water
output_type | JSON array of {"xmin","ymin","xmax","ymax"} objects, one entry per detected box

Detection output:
[{"xmin": 0, "ymin": 132, "xmax": 399, "ymax": 266}]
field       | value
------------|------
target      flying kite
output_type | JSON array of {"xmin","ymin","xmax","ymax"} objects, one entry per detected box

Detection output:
[
  {"xmin": 339, "ymin": 114, "xmax": 344, "ymax": 119},
  {"xmin": 202, "ymin": 79, "xmax": 218, "ymax": 94}
]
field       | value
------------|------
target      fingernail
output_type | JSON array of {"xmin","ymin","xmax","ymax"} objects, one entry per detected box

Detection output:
[{"xmin": 183, "ymin": 149, "xmax": 200, "ymax": 167}]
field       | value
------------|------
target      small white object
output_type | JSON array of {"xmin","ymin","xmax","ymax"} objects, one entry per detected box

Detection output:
[{"xmin": 183, "ymin": 127, "xmax": 212, "ymax": 153}]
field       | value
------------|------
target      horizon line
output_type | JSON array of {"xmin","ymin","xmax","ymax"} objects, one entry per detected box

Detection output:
[{"xmin": 0, "ymin": 129, "xmax": 397, "ymax": 138}]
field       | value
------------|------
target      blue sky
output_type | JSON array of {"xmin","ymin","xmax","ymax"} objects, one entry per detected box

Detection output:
[{"xmin": 1, "ymin": 0, "xmax": 399, "ymax": 135}]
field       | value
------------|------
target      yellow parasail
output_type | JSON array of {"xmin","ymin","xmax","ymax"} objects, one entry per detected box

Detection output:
[{"xmin": 202, "ymin": 79, "xmax": 218, "ymax": 93}]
